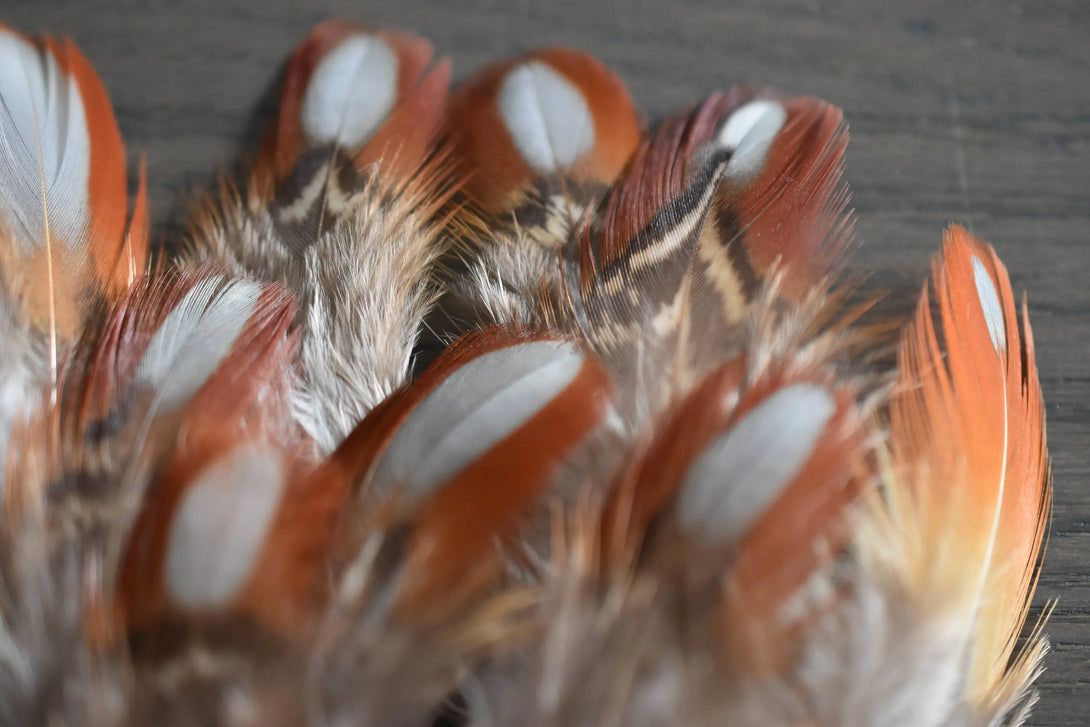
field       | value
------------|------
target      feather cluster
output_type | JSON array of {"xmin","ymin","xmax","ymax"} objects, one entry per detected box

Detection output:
[{"xmin": 0, "ymin": 19, "xmax": 1051, "ymax": 727}]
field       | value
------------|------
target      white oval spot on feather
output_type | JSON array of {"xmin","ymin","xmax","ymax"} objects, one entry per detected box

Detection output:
[
  {"xmin": 165, "ymin": 446, "xmax": 285, "ymax": 609},
  {"xmin": 716, "ymin": 100, "xmax": 787, "ymax": 181},
  {"xmin": 135, "ymin": 277, "xmax": 261, "ymax": 412},
  {"xmin": 971, "ymin": 255, "xmax": 1006, "ymax": 352},
  {"xmin": 677, "ymin": 383, "xmax": 835, "ymax": 544},
  {"xmin": 497, "ymin": 62, "xmax": 596, "ymax": 173},
  {"xmin": 375, "ymin": 340, "xmax": 585, "ymax": 498},
  {"xmin": 0, "ymin": 30, "xmax": 91, "ymax": 252},
  {"xmin": 301, "ymin": 34, "xmax": 398, "ymax": 148}
]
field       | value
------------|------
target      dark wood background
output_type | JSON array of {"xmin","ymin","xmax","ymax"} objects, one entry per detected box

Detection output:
[{"xmin": 6, "ymin": 0, "xmax": 1088, "ymax": 723}]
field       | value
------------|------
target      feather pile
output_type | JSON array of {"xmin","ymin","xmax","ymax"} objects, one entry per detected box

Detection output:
[{"xmin": 0, "ymin": 19, "xmax": 1052, "ymax": 727}]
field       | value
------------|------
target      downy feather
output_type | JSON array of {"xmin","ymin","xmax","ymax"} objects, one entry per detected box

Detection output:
[{"xmin": 186, "ymin": 21, "xmax": 454, "ymax": 452}]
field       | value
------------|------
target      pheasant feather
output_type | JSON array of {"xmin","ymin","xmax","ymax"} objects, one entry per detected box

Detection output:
[{"xmin": 0, "ymin": 20, "xmax": 1053, "ymax": 727}]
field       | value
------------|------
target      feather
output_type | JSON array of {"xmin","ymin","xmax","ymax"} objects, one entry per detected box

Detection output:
[
  {"xmin": 187, "ymin": 21, "xmax": 455, "ymax": 452},
  {"xmin": 0, "ymin": 24, "xmax": 148, "ymax": 338},
  {"xmin": 0, "ymin": 26, "xmax": 148, "ymax": 498},
  {"xmin": 388, "ymin": 330, "xmax": 613, "ymax": 617},
  {"xmin": 256, "ymin": 19, "xmax": 450, "ymax": 189},
  {"xmin": 0, "ymin": 26, "xmax": 1057, "ymax": 727},
  {"xmin": 70, "ymin": 268, "xmax": 296, "ymax": 448},
  {"xmin": 584, "ymin": 90, "xmax": 849, "ymax": 334},
  {"xmin": 877, "ymin": 225, "xmax": 1051, "ymax": 718},
  {"xmin": 300, "ymin": 327, "xmax": 612, "ymax": 618},
  {"xmin": 595, "ymin": 355, "xmax": 866, "ymax": 672},
  {"xmin": 705, "ymin": 94, "xmax": 850, "ymax": 300},
  {"xmin": 448, "ymin": 48, "xmax": 641, "ymax": 222},
  {"xmin": 436, "ymin": 49, "xmax": 642, "ymax": 345}
]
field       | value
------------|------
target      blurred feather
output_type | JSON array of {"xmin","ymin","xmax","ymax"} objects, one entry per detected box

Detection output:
[{"xmin": 0, "ymin": 24, "xmax": 148, "ymax": 498}]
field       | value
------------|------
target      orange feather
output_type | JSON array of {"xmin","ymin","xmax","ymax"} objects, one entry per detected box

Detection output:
[{"xmin": 889, "ymin": 225, "xmax": 1050, "ymax": 706}]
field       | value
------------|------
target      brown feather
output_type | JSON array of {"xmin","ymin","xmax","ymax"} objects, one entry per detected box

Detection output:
[
  {"xmin": 448, "ymin": 48, "xmax": 642, "ymax": 219},
  {"xmin": 255, "ymin": 20, "xmax": 450, "ymax": 188}
]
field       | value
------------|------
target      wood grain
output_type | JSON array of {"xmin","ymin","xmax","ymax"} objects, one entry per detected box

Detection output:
[{"xmin": 5, "ymin": 0, "xmax": 1089, "ymax": 722}]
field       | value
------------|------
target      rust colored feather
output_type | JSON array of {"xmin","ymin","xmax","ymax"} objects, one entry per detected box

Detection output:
[
  {"xmin": 596, "ymin": 91, "xmax": 748, "ymax": 270},
  {"xmin": 725, "ymin": 96, "xmax": 849, "ymax": 298},
  {"xmin": 116, "ymin": 274, "xmax": 300, "ymax": 632},
  {"xmin": 592, "ymin": 92, "xmax": 848, "ymax": 306},
  {"xmin": 256, "ymin": 20, "xmax": 450, "ymax": 187},
  {"xmin": 600, "ymin": 356, "xmax": 748, "ymax": 566},
  {"xmin": 715, "ymin": 370, "xmax": 864, "ymax": 674},
  {"xmin": 603, "ymin": 358, "xmax": 865, "ymax": 670},
  {"xmin": 448, "ymin": 48, "xmax": 642, "ymax": 219}
]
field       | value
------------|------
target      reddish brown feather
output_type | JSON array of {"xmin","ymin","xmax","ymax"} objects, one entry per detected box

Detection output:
[
  {"xmin": 600, "ymin": 356, "xmax": 747, "ymax": 567},
  {"xmin": 395, "ymin": 352, "xmax": 612, "ymax": 619},
  {"xmin": 596, "ymin": 91, "xmax": 750, "ymax": 271},
  {"xmin": 719, "ymin": 371, "xmax": 864, "ymax": 674},
  {"xmin": 65, "ymin": 268, "xmax": 276, "ymax": 439},
  {"xmin": 726, "ymin": 97, "xmax": 849, "ymax": 298},
  {"xmin": 585, "ymin": 92, "xmax": 848, "ymax": 307},
  {"xmin": 256, "ymin": 20, "xmax": 449, "ymax": 187},
  {"xmin": 115, "ymin": 281, "xmax": 299, "ymax": 631},
  {"xmin": 601, "ymin": 358, "xmax": 864, "ymax": 673},
  {"xmin": 448, "ymin": 48, "xmax": 642, "ymax": 216}
]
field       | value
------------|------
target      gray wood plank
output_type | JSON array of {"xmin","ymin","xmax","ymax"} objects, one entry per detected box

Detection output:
[{"xmin": 4, "ymin": 0, "xmax": 1088, "ymax": 722}]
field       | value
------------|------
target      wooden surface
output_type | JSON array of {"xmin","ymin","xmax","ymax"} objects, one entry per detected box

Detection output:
[{"xmin": 6, "ymin": 0, "xmax": 1089, "ymax": 723}]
